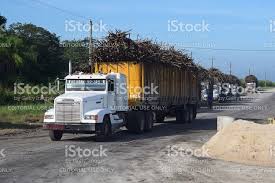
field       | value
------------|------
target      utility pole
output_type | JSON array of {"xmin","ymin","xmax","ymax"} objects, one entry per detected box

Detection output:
[
  {"xmin": 211, "ymin": 57, "xmax": 215, "ymax": 68},
  {"xmin": 265, "ymin": 72, "xmax": 267, "ymax": 87},
  {"xmin": 208, "ymin": 56, "xmax": 215, "ymax": 109},
  {"xmin": 89, "ymin": 20, "xmax": 93, "ymax": 73},
  {"xmin": 229, "ymin": 62, "xmax": 232, "ymax": 76}
]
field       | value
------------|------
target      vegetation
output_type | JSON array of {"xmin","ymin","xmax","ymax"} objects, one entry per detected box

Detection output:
[
  {"xmin": 245, "ymin": 75, "xmax": 258, "ymax": 86},
  {"xmin": 258, "ymin": 80, "xmax": 275, "ymax": 87},
  {"xmin": 62, "ymin": 39, "xmax": 89, "ymax": 72},
  {"xmin": 0, "ymin": 103, "xmax": 52, "ymax": 123}
]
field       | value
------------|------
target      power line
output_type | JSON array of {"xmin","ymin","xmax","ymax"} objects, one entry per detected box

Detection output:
[
  {"xmin": 28, "ymin": 0, "xmax": 90, "ymax": 21},
  {"xmin": 180, "ymin": 46, "xmax": 275, "ymax": 52},
  {"xmin": 13, "ymin": 0, "xmax": 275, "ymax": 53}
]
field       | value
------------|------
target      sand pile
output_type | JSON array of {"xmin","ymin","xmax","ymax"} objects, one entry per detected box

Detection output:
[{"xmin": 202, "ymin": 120, "xmax": 275, "ymax": 167}]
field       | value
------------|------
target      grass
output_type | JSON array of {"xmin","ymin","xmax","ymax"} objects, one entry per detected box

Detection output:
[
  {"xmin": 261, "ymin": 87, "xmax": 275, "ymax": 91},
  {"xmin": 0, "ymin": 103, "xmax": 53, "ymax": 125}
]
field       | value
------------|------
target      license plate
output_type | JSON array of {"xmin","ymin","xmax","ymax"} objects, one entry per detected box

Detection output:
[{"xmin": 43, "ymin": 124, "xmax": 64, "ymax": 130}]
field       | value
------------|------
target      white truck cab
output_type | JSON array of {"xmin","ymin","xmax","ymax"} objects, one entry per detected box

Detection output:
[{"xmin": 43, "ymin": 72, "xmax": 128, "ymax": 141}]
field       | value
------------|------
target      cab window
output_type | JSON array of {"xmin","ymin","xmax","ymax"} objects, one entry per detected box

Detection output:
[{"xmin": 108, "ymin": 79, "xmax": 114, "ymax": 92}]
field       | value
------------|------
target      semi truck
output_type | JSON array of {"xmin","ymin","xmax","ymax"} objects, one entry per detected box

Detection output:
[{"xmin": 43, "ymin": 61, "xmax": 200, "ymax": 141}]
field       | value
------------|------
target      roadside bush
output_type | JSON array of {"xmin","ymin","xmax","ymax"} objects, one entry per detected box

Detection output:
[{"xmin": 0, "ymin": 88, "xmax": 14, "ymax": 105}]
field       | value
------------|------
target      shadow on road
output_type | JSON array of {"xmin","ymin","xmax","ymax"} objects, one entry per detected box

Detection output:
[
  {"xmin": 0, "ymin": 122, "xmax": 39, "ymax": 130},
  {"xmin": 64, "ymin": 117, "xmax": 217, "ymax": 142}
]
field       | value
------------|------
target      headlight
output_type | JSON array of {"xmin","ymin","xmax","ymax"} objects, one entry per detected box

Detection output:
[
  {"xmin": 44, "ymin": 115, "xmax": 54, "ymax": 119},
  {"xmin": 84, "ymin": 115, "xmax": 98, "ymax": 120}
]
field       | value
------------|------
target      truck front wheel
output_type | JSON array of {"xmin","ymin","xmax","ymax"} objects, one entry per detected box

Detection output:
[
  {"xmin": 95, "ymin": 115, "xmax": 112, "ymax": 142},
  {"xmin": 156, "ymin": 113, "xmax": 165, "ymax": 123},
  {"xmin": 49, "ymin": 130, "xmax": 63, "ymax": 141}
]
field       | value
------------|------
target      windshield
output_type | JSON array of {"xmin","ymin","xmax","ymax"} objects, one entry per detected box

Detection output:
[{"xmin": 66, "ymin": 79, "xmax": 106, "ymax": 91}]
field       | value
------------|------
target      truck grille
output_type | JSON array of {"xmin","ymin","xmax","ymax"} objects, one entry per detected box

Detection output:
[{"xmin": 55, "ymin": 100, "xmax": 81, "ymax": 122}]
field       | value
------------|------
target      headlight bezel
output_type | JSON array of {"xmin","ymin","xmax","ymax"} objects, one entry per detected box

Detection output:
[{"xmin": 84, "ymin": 115, "xmax": 98, "ymax": 121}]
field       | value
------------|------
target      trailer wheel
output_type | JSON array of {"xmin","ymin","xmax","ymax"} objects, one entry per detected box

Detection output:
[
  {"xmin": 176, "ymin": 109, "xmax": 186, "ymax": 123},
  {"xmin": 126, "ymin": 112, "xmax": 135, "ymax": 132},
  {"xmin": 193, "ymin": 106, "xmax": 197, "ymax": 120},
  {"xmin": 95, "ymin": 115, "xmax": 112, "ymax": 142},
  {"xmin": 176, "ymin": 109, "xmax": 183, "ymax": 123},
  {"xmin": 136, "ymin": 111, "xmax": 145, "ymax": 133},
  {"xmin": 185, "ymin": 108, "xmax": 192, "ymax": 123},
  {"xmin": 144, "ymin": 111, "xmax": 153, "ymax": 132},
  {"xmin": 49, "ymin": 130, "xmax": 63, "ymax": 141},
  {"xmin": 187, "ymin": 107, "xmax": 193, "ymax": 123},
  {"xmin": 126, "ymin": 111, "xmax": 145, "ymax": 134}
]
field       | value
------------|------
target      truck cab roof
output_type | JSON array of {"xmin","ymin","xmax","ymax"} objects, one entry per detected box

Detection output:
[{"xmin": 65, "ymin": 72, "xmax": 123, "ymax": 80}]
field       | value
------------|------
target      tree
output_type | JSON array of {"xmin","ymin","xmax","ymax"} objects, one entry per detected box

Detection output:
[
  {"xmin": 0, "ymin": 16, "xmax": 38, "ymax": 86},
  {"xmin": 62, "ymin": 39, "xmax": 89, "ymax": 72},
  {"xmin": 0, "ymin": 15, "xmax": 7, "ymax": 31},
  {"xmin": 9, "ymin": 23, "xmax": 66, "ymax": 84},
  {"xmin": 245, "ymin": 75, "xmax": 258, "ymax": 87}
]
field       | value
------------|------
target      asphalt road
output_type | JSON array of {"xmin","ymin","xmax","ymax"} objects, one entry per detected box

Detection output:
[{"xmin": 1, "ymin": 90, "xmax": 275, "ymax": 183}]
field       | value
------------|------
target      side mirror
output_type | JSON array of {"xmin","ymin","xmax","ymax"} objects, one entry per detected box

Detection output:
[
  {"xmin": 55, "ymin": 77, "xmax": 65, "ymax": 94},
  {"xmin": 108, "ymin": 80, "xmax": 114, "ymax": 92}
]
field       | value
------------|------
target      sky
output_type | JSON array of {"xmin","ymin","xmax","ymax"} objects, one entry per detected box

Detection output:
[{"xmin": 2, "ymin": 0, "xmax": 275, "ymax": 81}]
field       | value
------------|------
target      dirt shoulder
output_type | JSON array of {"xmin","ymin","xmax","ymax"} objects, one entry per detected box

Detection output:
[{"xmin": 0, "ymin": 122, "xmax": 42, "ymax": 136}]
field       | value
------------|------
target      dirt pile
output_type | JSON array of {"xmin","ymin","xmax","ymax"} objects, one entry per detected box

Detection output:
[{"xmin": 202, "ymin": 120, "xmax": 275, "ymax": 167}]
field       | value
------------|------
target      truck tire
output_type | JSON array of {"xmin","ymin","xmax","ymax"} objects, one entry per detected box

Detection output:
[
  {"xmin": 126, "ymin": 111, "xmax": 145, "ymax": 134},
  {"xmin": 187, "ymin": 107, "xmax": 193, "ymax": 123},
  {"xmin": 95, "ymin": 115, "xmax": 112, "ymax": 142},
  {"xmin": 176, "ymin": 109, "xmax": 182, "ymax": 123},
  {"xmin": 193, "ymin": 106, "xmax": 197, "ymax": 120},
  {"xmin": 184, "ymin": 107, "xmax": 192, "ymax": 123},
  {"xmin": 176, "ymin": 109, "xmax": 186, "ymax": 123},
  {"xmin": 126, "ymin": 112, "xmax": 135, "ymax": 132},
  {"xmin": 49, "ymin": 130, "xmax": 63, "ymax": 141},
  {"xmin": 144, "ymin": 111, "xmax": 153, "ymax": 132},
  {"xmin": 156, "ymin": 113, "xmax": 165, "ymax": 123}
]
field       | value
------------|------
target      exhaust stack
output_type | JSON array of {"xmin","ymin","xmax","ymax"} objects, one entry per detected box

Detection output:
[{"xmin": 69, "ymin": 60, "xmax": 72, "ymax": 75}]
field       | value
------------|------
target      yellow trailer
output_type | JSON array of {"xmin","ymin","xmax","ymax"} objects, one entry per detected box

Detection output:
[{"xmin": 95, "ymin": 61, "xmax": 200, "ymax": 123}]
